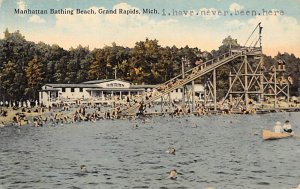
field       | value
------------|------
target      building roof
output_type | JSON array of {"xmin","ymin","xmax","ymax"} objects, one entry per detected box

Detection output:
[
  {"xmin": 45, "ymin": 84, "xmax": 100, "ymax": 88},
  {"xmin": 82, "ymin": 79, "xmax": 130, "ymax": 84},
  {"xmin": 40, "ymin": 88, "xmax": 60, "ymax": 91},
  {"xmin": 86, "ymin": 88, "xmax": 144, "ymax": 92},
  {"xmin": 82, "ymin": 79, "xmax": 115, "ymax": 84},
  {"xmin": 130, "ymin": 84, "xmax": 158, "ymax": 89}
]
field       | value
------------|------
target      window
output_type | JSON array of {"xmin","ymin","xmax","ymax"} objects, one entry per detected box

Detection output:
[
  {"xmin": 79, "ymin": 88, "xmax": 83, "ymax": 92},
  {"xmin": 71, "ymin": 88, "xmax": 75, "ymax": 92},
  {"xmin": 62, "ymin": 88, "xmax": 66, "ymax": 92}
]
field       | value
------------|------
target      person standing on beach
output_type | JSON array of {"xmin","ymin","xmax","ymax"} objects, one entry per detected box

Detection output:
[{"xmin": 138, "ymin": 102, "xmax": 145, "ymax": 115}]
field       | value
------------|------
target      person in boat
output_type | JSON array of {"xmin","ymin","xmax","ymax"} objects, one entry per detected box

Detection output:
[
  {"xmin": 282, "ymin": 120, "xmax": 293, "ymax": 133},
  {"xmin": 273, "ymin": 121, "xmax": 283, "ymax": 133}
]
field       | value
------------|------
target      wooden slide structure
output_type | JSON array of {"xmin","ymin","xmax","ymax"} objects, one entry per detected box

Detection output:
[{"xmin": 110, "ymin": 48, "xmax": 262, "ymax": 116}]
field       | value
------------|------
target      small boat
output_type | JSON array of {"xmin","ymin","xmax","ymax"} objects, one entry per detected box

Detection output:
[{"xmin": 262, "ymin": 129, "xmax": 292, "ymax": 140}]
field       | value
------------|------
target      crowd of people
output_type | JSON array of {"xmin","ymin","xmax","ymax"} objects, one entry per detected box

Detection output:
[
  {"xmin": 0, "ymin": 98, "xmax": 261, "ymax": 128},
  {"xmin": 0, "ymin": 93, "xmax": 297, "ymax": 128}
]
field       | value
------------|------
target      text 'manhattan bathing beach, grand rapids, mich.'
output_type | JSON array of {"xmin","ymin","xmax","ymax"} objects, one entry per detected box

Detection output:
[{"xmin": 14, "ymin": 8, "xmax": 159, "ymax": 15}]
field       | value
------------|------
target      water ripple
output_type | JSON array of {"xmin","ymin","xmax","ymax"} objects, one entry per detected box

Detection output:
[{"xmin": 0, "ymin": 112, "xmax": 299, "ymax": 188}]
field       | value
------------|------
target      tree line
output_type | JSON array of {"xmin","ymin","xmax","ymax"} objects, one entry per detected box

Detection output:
[{"xmin": 0, "ymin": 29, "xmax": 299, "ymax": 102}]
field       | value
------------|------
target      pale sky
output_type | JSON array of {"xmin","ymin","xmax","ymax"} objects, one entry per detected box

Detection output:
[{"xmin": 0, "ymin": 0, "xmax": 300, "ymax": 57}]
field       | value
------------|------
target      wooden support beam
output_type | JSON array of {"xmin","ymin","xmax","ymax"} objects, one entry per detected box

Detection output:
[
  {"xmin": 204, "ymin": 83, "xmax": 207, "ymax": 107},
  {"xmin": 213, "ymin": 69, "xmax": 217, "ymax": 111},
  {"xmin": 182, "ymin": 86, "xmax": 185, "ymax": 108},
  {"xmin": 274, "ymin": 67, "xmax": 277, "ymax": 108},
  {"xmin": 244, "ymin": 56, "xmax": 249, "ymax": 111},
  {"xmin": 229, "ymin": 70, "xmax": 232, "ymax": 102},
  {"xmin": 168, "ymin": 92, "xmax": 171, "ymax": 111},
  {"xmin": 192, "ymin": 80, "xmax": 195, "ymax": 111},
  {"xmin": 160, "ymin": 96, "xmax": 163, "ymax": 112},
  {"xmin": 287, "ymin": 84, "xmax": 290, "ymax": 105},
  {"xmin": 181, "ymin": 58, "xmax": 186, "ymax": 108}
]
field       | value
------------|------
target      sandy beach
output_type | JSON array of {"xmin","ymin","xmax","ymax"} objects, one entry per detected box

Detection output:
[
  {"xmin": 0, "ymin": 107, "xmax": 47, "ymax": 126},
  {"xmin": 1, "ymin": 99, "xmax": 299, "ymax": 127}
]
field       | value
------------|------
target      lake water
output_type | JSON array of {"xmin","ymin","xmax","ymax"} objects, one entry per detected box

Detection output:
[{"xmin": 0, "ymin": 112, "xmax": 300, "ymax": 189}]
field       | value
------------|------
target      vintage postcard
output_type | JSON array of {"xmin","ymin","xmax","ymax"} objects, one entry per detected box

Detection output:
[{"xmin": 0, "ymin": 0, "xmax": 300, "ymax": 189}]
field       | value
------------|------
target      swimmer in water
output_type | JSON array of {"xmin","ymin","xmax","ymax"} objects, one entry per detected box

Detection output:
[
  {"xmin": 169, "ymin": 169, "xmax": 177, "ymax": 180},
  {"xmin": 80, "ymin": 165, "xmax": 87, "ymax": 172},
  {"xmin": 166, "ymin": 147, "xmax": 176, "ymax": 155}
]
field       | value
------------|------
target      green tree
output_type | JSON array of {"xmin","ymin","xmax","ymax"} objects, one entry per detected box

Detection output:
[
  {"xmin": 88, "ymin": 49, "xmax": 106, "ymax": 80},
  {"xmin": 214, "ymin": 35, "xmax": 240, "ymax": 57},
  {"xmin": 159, "ymin": 46, "xmax": 180, "ymax": 82},
  {"xmin": 25, "ymin": 57, "xmax": 44, "ymax": 100},
  {"xmin": 0, "ymin": 61, "xmax": 18, "ymax": 100},
  {"xmin": 130, "ymin": 38, "xmax": 161, "ymax": 83}
]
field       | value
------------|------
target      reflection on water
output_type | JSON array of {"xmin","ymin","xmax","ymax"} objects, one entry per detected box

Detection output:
[{"xmin": 0, "ymin": 112, "xmax": 300, "ymax": 189}]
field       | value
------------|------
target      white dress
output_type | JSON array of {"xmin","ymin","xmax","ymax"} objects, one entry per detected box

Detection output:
[{"xmin": 274, "ymin": 125, "xmax": 283, "ymax": 133}]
